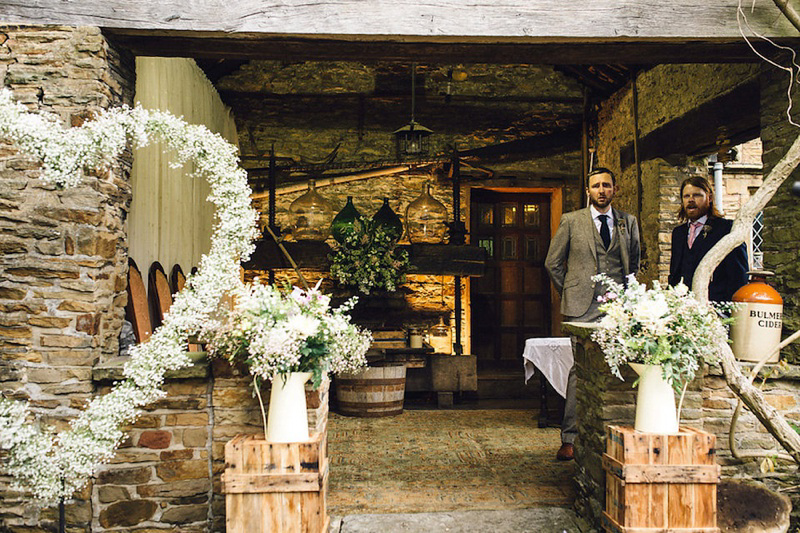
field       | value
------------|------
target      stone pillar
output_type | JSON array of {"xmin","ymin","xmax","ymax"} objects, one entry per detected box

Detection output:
[{"xmin": 0, "ymin": 25, "xmax": 135, "ymax": 532}]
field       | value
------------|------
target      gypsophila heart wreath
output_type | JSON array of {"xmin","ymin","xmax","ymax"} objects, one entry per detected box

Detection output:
[{"xmin": 0, "ymin": 89, "xmax": 260, "ymax": 504}]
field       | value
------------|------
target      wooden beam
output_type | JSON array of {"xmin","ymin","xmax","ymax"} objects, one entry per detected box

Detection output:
[
  {"xmin": 458, "ymin": 125, "xmax": 582, "ymax": 162},
  {"xmin": 619, "ymin": 80, "xmax": 760, "ymax": 169},
  {"xmin": 242, "ymin": 240, "xmax": 487, "ymax": 276},
  {"xmin": 221, "ymin": 93, "xmax": 582, "ymax": 142},
  {"xmin": 3, "ymin": 1, "xmax": 796, "ymax": 39},
  {"xmin": 101, "ymin": 32, "xmax": 788, "ymax": 64}
]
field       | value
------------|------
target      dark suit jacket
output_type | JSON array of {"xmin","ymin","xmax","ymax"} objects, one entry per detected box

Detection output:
[
  {"xmin": 668, "ymin": 216, "xmax": 748, "ymax": 302},
  {"xmin": 545, "ymin": 207, "xmax": 641, "ymax": 318}
]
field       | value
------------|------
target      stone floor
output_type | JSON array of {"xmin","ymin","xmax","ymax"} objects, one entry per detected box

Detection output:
[{"xmin": 330, "ymin": 507, "xmax": 589, "ymax": 532}]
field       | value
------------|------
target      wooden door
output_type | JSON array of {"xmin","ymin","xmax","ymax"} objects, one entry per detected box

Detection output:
[{"xmin": 470, "ymin": 190, "xmax": 552, "ymax": 370}]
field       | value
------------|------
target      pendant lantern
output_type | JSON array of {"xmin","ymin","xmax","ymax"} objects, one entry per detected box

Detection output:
[{"xmin": 394, "ymin": 62, "xmax": 433, "ymax": 158}]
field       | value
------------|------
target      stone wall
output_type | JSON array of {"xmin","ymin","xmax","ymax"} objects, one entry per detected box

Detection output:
[
  {"xmin": 761, "ymin": 63, "xmax": 800, "ymax": 365},
  {"xmin": 218, "ymin": 61, "xmax": 583, "ymax": 177},
  {"xmin": 225, "ymin": 60, "xmax": 583, "ymax": 351},
  {"xmin": 0, "ymin": 25, "xmax": 134, "ymax": 532}
]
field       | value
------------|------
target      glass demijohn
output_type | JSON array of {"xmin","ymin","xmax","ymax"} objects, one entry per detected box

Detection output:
[
  {"xmin": 331, "ymin": 196, "xmax": 362, "ymax": 244},
  {"xmin": 405, "ymin": 181, "xmax": 447, "ymax": 243},
  {"xmin": 372, "ymin": 197, "xmax": 404, "ymax": 243},
  {"xmin": 289, "ymin": 179, "xmax": 334, "ymax": 241}
]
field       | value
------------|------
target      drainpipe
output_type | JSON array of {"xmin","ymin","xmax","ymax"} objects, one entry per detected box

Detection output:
[{"xmin": 713, "ymin": 161, "xmax": 724, "ymax": 215}]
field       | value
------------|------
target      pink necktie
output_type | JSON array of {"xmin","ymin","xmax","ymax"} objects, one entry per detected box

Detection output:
[{"xmin": 688, "ymin": 221, "xmax": 703, "ymax": 249}]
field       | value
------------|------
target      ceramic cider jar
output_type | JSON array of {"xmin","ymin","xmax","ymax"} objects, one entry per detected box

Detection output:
[{"xmin": 731, "ymin": 270, "xmax": 783, "ymax": 363}]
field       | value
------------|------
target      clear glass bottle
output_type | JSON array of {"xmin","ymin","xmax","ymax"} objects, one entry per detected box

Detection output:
[
  {"xmin": 405, "ymin": 181, "xmax": 448, "ymax": 243},
  {"xmin": 289, "ymin": 179, "xmax": 333, "ymax": 241}
]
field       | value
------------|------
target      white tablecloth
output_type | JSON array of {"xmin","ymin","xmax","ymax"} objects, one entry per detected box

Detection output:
[{"xmin": 522, "ymin": 337, "xmax": 573, "ymax": 399}]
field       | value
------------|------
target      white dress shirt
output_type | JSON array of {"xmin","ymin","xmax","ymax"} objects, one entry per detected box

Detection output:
[{"xmin": 590, "ymin": 204, "xmax": 614, "ymax": 240}]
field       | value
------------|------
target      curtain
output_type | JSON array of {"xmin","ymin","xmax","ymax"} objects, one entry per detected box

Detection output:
[{"xmin": 129, "ymin": 57, "xmax": 238, "ymax": 277}]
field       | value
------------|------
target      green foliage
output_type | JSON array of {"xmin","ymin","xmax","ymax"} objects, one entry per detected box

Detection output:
[{"xmin": 329, "ymin": 216, "xmax": 409, "ymax": 294}]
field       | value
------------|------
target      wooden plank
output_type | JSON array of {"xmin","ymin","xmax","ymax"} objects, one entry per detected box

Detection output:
[
  {"xmin": 406, "ymin": 243, "xmax": 487, "ymax": 277},
  {"xmin": 608, "ymin": 524, "xmax": 720, "ymax": 533},
  {"xmin": 668, "ymin": 432, "xmax": 694, "ymax": 529},
  {"xmin": 625, "ymin": 430, "xmax": 652, "ymax": 527},
  {"xmin": 2, "ymin": 1, "xmax": 796, "ymax": 39},
  {"xmin": 689, "ymin": 428, "xmax": 718, "ymax": 529},
  {"xmin": 602, "ymin": 455, "xmax": 721, "ymax": 483},
  {"xmin": 242, "ymin": 240, "xmax": 487, "ymax": 277},
  {"xmin": 223, "ymin": 472, "xmax": 321, "ymax": 493},
  {"xmin": 457, "ymin": 126, "xmax": 581, "ymax": 162},
  {"xmin": 606, "ymin": 427, "xmax": 620, "ymax": 525}
]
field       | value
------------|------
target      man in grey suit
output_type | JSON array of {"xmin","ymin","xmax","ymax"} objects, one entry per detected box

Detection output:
[{"xmin": 544, "ymin": 168, "xmax": 640, "ymax": 460}]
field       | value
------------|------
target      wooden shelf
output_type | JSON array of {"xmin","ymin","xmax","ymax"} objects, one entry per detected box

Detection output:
[{"xmin": 242, "ymin": 239, "xmax": 487, "ymax": 277}]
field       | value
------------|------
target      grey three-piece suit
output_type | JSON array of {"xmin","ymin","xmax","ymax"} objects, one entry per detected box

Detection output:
[{"xmin": 544, "ymin": 206, "xmax": 641, "ymax": 444}]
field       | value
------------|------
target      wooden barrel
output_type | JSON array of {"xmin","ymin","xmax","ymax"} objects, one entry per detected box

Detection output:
[{"xmin": 335, "ymin": 363, "xmax": 406, "ymax": 417}]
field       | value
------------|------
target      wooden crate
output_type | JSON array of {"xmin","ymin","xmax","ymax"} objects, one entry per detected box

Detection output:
[
  {"xmin": 222, "ymin": 432, "xmax": 329, "ymax": 533},
  {"xmin": 602, "ymin": 425, "xmax": 720, "ymax": 533}
]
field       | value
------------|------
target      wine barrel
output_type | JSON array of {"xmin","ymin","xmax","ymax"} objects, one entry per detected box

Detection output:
[{"xmin": 335, "ymin": 363, "xmax": 406, "ymax": 417}]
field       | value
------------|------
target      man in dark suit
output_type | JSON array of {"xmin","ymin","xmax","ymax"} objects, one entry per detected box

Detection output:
[
  {"xmin": 668, "ymin": 176, "xmax": 748, "ymax": 302},
  {"xmin": 545, "ymin": 168, "xmax": 641, "ymax": 461}
]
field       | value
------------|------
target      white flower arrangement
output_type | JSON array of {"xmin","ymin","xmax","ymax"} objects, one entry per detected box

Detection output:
[
  {"xmin": 203, "ymin": 280, "xmax": 371, "ymax": 389},
  {"xmin": 590, "ymin": 274, "xmax": 731, "ymax": 391},
  {"xmin": 0, "ymin": 89, "xmax": 260, "ymax": 504}
]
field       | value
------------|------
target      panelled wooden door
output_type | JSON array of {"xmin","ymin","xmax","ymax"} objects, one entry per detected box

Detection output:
[{"xmin": 470, "ymin": 190, "xmax": 552, "ymax": 370}]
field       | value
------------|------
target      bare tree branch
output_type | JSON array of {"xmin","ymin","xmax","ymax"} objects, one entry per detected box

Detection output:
[{"xmin": 691, "ymin": 132, "xmax": 800, "ymax": 464}]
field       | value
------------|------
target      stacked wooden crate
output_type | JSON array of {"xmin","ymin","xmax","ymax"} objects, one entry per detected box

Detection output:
[
  {"xmin": 602, "ymin": 425, "xmax": 720, "ymax": 533},
  {"xmin": 222, "ymin": 432, "xmax": 329, "ymax": 533}
]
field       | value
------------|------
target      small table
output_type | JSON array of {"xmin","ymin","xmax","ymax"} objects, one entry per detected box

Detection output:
[{"xmin": 522, "ymin": 337, "xmax": 573, "ymax": 428}]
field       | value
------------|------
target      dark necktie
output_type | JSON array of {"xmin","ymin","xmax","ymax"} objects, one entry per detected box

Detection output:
[{"xmin": 599, "ymin": 214, "xmax": 611, "ymax": 250}]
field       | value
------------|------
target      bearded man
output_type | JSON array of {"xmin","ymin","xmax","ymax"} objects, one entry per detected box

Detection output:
[
  {"xmin": 668, "ymin": 176, "xmax": 748, "ymax": 302},
  {"xmin": 544, "ymin": 167, "xmax": 641, "ymax": 460}
]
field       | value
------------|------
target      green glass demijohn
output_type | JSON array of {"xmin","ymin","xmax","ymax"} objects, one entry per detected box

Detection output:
[
  {"xmin": 331, "ymin": 196, "xmax": 362, "ymax": 243},
  {"xmin": 372, "ymin": 197, "xmax": 404, "ymax": 243}
]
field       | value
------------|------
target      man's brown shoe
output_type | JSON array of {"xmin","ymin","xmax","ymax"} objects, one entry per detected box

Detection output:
[{"xmin": 556, "ymin": 443, "xmax": 574, "ymax": 461}]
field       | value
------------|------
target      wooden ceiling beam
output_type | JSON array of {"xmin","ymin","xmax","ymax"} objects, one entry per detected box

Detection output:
[
  {"xmin": 458, "ymin": 125, "xmax": 582, "ymax": 162},
  {"xmin": 4, "ymin": 1, "xmax": 796, "ymax": 39},
  {"xmin": 101, "ymin": 33, "xmax": 786, "ymax": 64}
]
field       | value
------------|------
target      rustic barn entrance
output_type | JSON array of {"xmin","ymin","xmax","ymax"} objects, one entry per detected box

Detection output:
[{"xmin": 3, "ymin": 4, "xmax": 800, "ymax": 531}]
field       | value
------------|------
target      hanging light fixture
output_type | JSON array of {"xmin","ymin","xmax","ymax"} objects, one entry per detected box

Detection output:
[{"xmin": 394, "ymin": 62, "xmax": 433, "ymax": 159}]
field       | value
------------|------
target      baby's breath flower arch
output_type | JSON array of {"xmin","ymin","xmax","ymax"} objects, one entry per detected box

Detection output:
[{"xmin": 0, "ymin": 89, "xmax": 259, "ymax": 504}]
